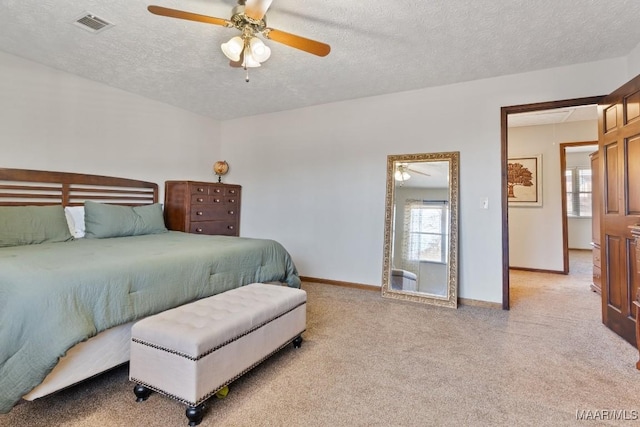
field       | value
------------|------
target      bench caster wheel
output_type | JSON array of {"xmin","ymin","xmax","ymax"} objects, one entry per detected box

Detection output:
[
  {"xmin": 186, "ymin": 404, "xmax": 205, "ymax": 426},
  {"xmin": 133, "ymin": 384, "xmax": 152, "ymax": 402},
  {"xmin": 293, "ymin": 335, "xmax": 303, "ymax": 348}
]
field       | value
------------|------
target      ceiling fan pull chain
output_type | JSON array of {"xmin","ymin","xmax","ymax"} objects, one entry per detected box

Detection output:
[{"xmin": 245, "ymin": 67, "xmax": 250, "ymax": 83}]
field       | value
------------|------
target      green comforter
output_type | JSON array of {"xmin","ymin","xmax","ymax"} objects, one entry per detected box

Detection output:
[{"xmin": 0, "ymin": 231, "xmax": 300, "ymax": 413}]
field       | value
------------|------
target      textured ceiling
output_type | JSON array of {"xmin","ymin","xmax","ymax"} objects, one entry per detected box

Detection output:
[
  {"xmin": 508, "ymin": 104, "xmax": 598, "ymax": 127},
  {"xmin": 1, "ymin": 1, "xmax": 640, "ymax": 120}
]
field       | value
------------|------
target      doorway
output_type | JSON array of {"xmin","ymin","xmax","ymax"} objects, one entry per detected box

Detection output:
[
  {"xmin": 500, "ymin": 96, "xmax": 604, "ymax": 310},
  {"xmin": 560, "ymin": 140, "xmax": 598, "ymax": 276}
]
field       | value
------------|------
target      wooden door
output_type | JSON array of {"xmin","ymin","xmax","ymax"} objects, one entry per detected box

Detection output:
[{"xmin": 598, "ymin": 74, "xmax": 640, "ymax": 345}]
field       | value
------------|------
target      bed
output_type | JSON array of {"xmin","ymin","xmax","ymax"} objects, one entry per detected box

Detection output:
[{"xmin": 0, "ymin": 168, "xmax": 301, "ymax": 413}]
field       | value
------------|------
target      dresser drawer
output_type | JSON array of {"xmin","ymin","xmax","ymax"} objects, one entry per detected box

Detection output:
[
  {"xmin": 593, "ymin": 265, "xmax": 602, "ymax": 287},
  {"xmin": 190, "ymin": 205, "xmax": 238, "ymax": 221},
  {"xmin": 189, "ymin": 195, "xmax": 222, "ymax": 204},
  {"xmin": 190, "ymin": 184, "xmax": 239, "ymax": 196},
  {"xmin": 190, "ymin": 221, "xmax": 238, "ymax": 236},
  {"xmin": 225, "ymin": 196, "xmax": 239, "ymax": 205},
  {"xmin": 593, "ymin": 247, "xmax": 601, "ymax": 268},
  {"xmin": 190, "ymin": 184, "xmax": 225, "ymax": 195},
  {"xmin": 191, "ymin": 194, "xmax": 210, "ymax": 204},
  {"xmin": 191, "ymin": 194, "xmax": 239, "ymax": 205}
]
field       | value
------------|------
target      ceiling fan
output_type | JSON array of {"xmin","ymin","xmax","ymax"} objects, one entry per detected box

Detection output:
[
  {"xmin": 395, "ymin": 163, "xmax": 430, "ymax": 183},
  {"xmin": 148, "ymin": 0, "xmax": 331, "ymax": 81}
]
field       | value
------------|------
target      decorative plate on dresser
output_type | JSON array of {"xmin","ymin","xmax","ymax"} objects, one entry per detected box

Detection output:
[{"xmin": 164, "ymin": 181, "xmax": 241, "ymax": 236}]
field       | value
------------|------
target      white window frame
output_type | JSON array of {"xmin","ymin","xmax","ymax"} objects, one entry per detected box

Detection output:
[
  {"xmin": 402, "ymin": 200, "xmax": 449, "ymax": 265},
  {"xmin": 565, "ymin": 166, "xmax": 592, "ymax": 218}
]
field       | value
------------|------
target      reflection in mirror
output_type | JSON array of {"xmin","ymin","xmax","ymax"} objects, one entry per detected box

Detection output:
[{"xmin": 381, "ymin": 152, "xmax": 459, "ymax": 308}]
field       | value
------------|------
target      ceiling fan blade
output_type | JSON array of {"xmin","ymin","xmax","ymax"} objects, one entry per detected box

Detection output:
[
  {"xmin": 244, "ymin": 0, "xmax": 273, "ymax": 21},
  {"xmin": 407, "ymin": 168, "xmax": 430, "ymax": 177},
  {"xmin": 264, "ymin": 28, "xmax": 331, "ymax": 57},
  {"xmin": 147, "ymin": 5, "xmax": 232, "ymax": 27}
]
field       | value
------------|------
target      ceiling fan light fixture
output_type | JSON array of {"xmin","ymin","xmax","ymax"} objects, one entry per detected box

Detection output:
[
  {"xmin": 221, "ymin": 36, "xmax": 244, "ymax": 61},
  {"xmin": 394, "ymin": 171, "xmax": 411, "ymax": 181},
  {"xmin": 249, "ymin": 37, "xmax": 271, "ymax": 62},
  {"xmin": 242, "ymin": 49, "xmax": 262, "ymax": 68}
]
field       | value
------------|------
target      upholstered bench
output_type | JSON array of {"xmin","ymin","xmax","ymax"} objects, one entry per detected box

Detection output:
[
  {"xmin": 129, "ymin": 283, "xmax": 307, "ymax": 426},
  {"xmin": 391, "ymin": 268, "xmax": 417, "ymax": 291}
]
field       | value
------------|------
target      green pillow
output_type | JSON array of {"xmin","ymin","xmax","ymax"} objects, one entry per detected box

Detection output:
[
  {"xmin": 84, "ymin": 201, "xmax": 168, "ymax": 239},
  {"xmin": 0, "ymin": 205, "xmax": 74, "ymax": 247}
]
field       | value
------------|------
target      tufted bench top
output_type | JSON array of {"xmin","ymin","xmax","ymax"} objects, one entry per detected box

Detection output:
[
  {"xmin": 391, "ymin": 269, "xmax": 417, "ymax": 280},
  {"xmin": 131, "ymin": 283, "xmax": 307, "ymax": 359}
]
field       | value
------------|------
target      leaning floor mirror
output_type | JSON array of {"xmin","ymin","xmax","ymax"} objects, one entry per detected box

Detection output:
[{"xmin": 381, "ymin": 152, "xmax": 459, "ymax": 308}]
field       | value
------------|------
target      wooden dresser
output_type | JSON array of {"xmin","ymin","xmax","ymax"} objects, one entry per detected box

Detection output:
[{"xmin": 164, "ymin": 181, "xmax": 241, "ymax": 236}]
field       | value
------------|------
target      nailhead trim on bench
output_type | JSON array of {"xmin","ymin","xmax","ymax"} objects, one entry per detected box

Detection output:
[{"xmin": 130, "ymin": 328, "xmax": 306, "ymax": 407}]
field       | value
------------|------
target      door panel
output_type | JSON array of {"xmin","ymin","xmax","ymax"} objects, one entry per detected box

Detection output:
[
  {"xmin": 605, "ymin": 105, "xmax": 618, "ymax": 131},
  {"xmin": 598, "ymin": 76, "xmax": 640, "ymax": 345},
  {"xmin": 605, "ymin": 235, "xmax": 623, "ymax": 311},
  {"xmin": 625, "ymin": 90, "xmax": 640, "ymax": 123},
  {"xmin": 604, "ymin": 143, "xmax": 619, "ymax": 214},
  {"xmin": 628, "ymin": 135, "xmax": 640, "ymax": 214},
  {"xmin": 627, "ymin": 240, "xmax": 640, "ymax": 319},
  {"xmin": 630, "ymin": 242, "xmax": 639, "ymax": 319},
  {"xmin": 599, "ymin": 74, "xmax": 640, "ymax": 345}
]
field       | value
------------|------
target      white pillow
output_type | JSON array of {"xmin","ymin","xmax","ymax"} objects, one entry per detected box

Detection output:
[{"xmin": 64, "ymin": 206, "xmax": 85, "ymax": 238}]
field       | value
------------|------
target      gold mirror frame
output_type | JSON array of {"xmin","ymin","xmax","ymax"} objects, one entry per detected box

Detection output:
[{"xmin": 381, "ymin": 151, "xmax": 459, "ymax": 308}]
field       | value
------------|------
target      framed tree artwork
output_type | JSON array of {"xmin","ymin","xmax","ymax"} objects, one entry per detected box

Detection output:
[{"xmin": 507, "ymin": 155, "xmax": 542, "ymax": 207}]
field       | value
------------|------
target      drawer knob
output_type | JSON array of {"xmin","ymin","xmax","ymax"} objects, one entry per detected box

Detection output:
[
  {"xmin": 197, "ymin": 198, "xmax": 204, "ymax": 202},
  {"xmin": 228, "ymin": 199, "xmax": 235, "ymax": 203},
  {"xmin": 214, "ymin": 199, "xmax": 221, "ymax": 203},
  {"xmin": 197, "ymin": 188, "xmax": 204, "ymax": 192},
  {"xmin": 196, "ymin": 228, "xmax": 203, "ymax": 232},
  {"xmin": 228, "ymin": 225, "xmax": 234, "ymax": 230},
  {"xmin": 214, "ymin": 189, "xmax": 221, "ymax": 193},
  {"xmin": 196, "ymin": 211, "xmax": 203, "ymax": 216},
  {"xmin": 229, "ymin": 190, "xmax": 236, "ymax": 194},
  {"xmin": 228, "ymin": 210, "xmax": 234, "ymax": 215}
]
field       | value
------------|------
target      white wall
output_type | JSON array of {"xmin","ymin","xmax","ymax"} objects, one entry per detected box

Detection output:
[
  {"xmin": 221, "ymin": 58, "xmax": 628, "ymax": 303},
  {"xmin": 0, "ymin": 51, "xmax": 222, "ymax": 196},
  {"xmin": 628, "ymin": 40, "xmax": 640, "ymax": 78},
  {"xmin": 507, "ymin": 121, "xmax": 597, "ymax": 270}
]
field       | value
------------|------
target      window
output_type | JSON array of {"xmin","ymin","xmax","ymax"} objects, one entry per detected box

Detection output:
[
  {"xmin": 565, "ymin": 167, "xmax": 592, "ymax": 217},
  {"xmin": 403, "ymin": 200, "xmax": 449, "ymax": 263}
]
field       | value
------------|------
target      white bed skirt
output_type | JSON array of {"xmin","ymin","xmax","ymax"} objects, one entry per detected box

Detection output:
[{"xmin": 22, "ymin": 321, "xmax": 135, "ymax": 401}]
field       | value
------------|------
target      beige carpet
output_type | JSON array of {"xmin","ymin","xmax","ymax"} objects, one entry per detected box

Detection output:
[{"xmin": 3, "ymin": 252, "xmax": 640, "ymax": 427}]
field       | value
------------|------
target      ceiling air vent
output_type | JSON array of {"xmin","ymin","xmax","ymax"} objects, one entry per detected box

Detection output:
[{"xmin": 72, "ymin": 13, "xmax": 114, "ymax": 34}]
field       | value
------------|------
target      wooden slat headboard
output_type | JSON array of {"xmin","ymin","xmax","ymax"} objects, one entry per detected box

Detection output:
[{"xmin": 0, "ymin": 168, "xmax": 158, "ymax": 206}]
